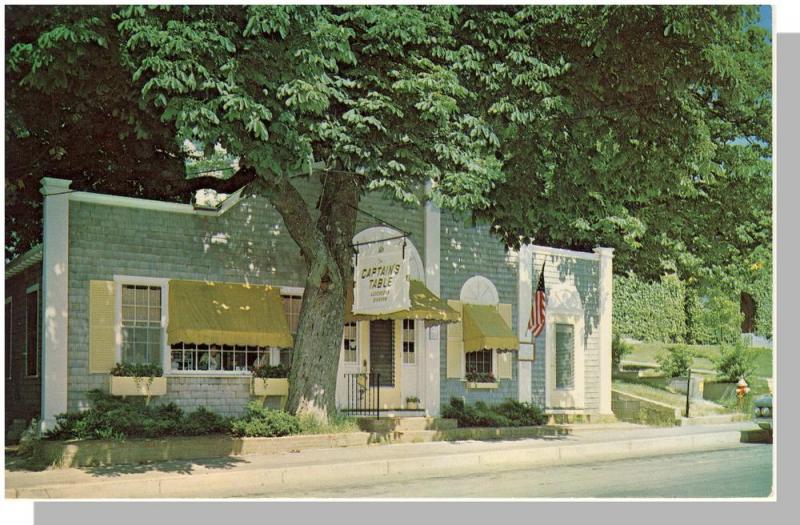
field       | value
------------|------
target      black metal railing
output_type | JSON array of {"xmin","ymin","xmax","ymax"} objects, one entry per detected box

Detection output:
[{"xmin": 342, "ymin": 372, "xmax": 381, "ymax": 419}]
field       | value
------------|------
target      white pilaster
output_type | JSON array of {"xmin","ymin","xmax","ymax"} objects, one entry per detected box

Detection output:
[
  {"xmin": 517, "ymin": 244, "xmax": 533, "ymax": 402},
  {"xmin": 40, "ymin": 178, "xmax": 72, "ymax": 430},
  {"xmin": 594, "ymin": 247, "xmax": 615, "ymax": 414},
  {"xmin": 423, "ymin": 181, "xmax": 441, "ymax": 416}
]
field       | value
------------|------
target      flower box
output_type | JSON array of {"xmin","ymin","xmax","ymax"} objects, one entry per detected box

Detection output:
[
  {"xmin": 109, "ymin": 376, "xmax": 167, "ymax": 397},
  {"xmin": 406, "ymin": 401, "xmax": 419, "ymax": 410},
  {"xmin": 252, "ymin": 377, "xmax": 289, "ymax": 397},
  {"xmin": 466, "ymin": 381, "xmax": 499, "ymax": 390}
]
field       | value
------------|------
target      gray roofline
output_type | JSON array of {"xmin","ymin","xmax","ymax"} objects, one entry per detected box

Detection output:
[{"xmin": 5, "ymin": 244, "xmax": 43, "ymax": 280}]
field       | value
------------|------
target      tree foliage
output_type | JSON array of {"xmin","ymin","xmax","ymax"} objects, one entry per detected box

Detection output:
[{"xmin": 5, "ymin": 5, "xmax": 772, "ymax": 414}]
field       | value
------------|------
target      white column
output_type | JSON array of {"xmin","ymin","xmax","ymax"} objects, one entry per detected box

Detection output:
[
  {"xmin": 517, "ymin": 244, "xmax": 533, "ymax": 403},
  {"xmin": 594, "ymin": 247, "xmax": 614, "ymax": 414},
  {"xmin": 423, "ymin": 181, "xmax": 441, "ymax": 416},
  {"xmin": 40, "ymin": 177, "xmax": 72, "ymax": 430}
]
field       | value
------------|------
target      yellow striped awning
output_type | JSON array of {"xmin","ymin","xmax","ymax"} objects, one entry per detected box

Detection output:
[
  {"xmin": 345, "ymin": 280, "xmax": 461, "ymax": 324},
  {"xmin": 462, "ymin": 304, "xmax": 519, "ymax": 353},
  {"xmin": 167, "ymin": 280, "xmax": 293, "ymax": 348}
]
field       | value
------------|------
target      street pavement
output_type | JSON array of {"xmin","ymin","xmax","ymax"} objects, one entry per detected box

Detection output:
[
  {"xmin": 264, "ymin": 444, "xmax": 772, "ymax": 499},
  {"xmin": 6, "ymin": 422, "xmax": 770, "ymax": 499}
]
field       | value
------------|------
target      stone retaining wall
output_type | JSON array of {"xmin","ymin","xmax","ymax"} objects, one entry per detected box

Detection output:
[{"xmin": 611, "ymin": 390, "xmax": 680, "ymax": 426}]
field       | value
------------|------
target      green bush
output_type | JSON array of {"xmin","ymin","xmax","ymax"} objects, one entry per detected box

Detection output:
[
  {"xmin": 229, "ymin": 402, "xmax": 301, "ymax": 437},
  {"xmin": 689, "ymin": 291, "xmax": 743, "ymax": 345},
  {"xmin": 251, "ymin": 363, "xmax": 289, "ymax": 378},
  {"xmin": 612, "ymin": 334, "xmax": 633, "ymax": 370},
  {"xmin": 110, "ymin": 362, "xmax": 163, "ymax": 377},
  {"xmin": 655, "ymin": 346, "xmax": 695, "ymax": 378},
  {"xmin": 441, "ymin": 397, "xmax": 545, "ymax": 428},
  {"xmin": 46, "ymin": 390, "xmax": 228, "ymax": 440},
  {"xmin": 714, "ymin": 341, "xmax": 757, "ymax": 382},
  {"xmin": 297, "ymin": 410, "xmax": 358, "ymax": 435},
  {"xmin": 613, "ymin": 274, "xmax": 686, "ymax": 343}
]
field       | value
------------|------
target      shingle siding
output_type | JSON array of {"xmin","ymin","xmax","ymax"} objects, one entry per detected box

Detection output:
[
  {"xmin": 438, "ymin": 211, "xmax": 520, "ymax": 407},
  {"xmin": 65, "ymin": 184, "xmax": 424, "ymax": 414}
]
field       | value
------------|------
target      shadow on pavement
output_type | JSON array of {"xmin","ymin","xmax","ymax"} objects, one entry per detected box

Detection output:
[{"xmin": 83, "ymin": 456, "xmax": 249, "ymax": 477}]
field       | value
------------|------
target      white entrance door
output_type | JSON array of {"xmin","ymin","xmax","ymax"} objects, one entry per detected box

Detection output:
[
  {"xmin": 336, "ymin": 321, "xmax": 364, "ymax": 409},
  {"xmin": 400, "ymin": 319, "xmax": 420, "ymax": 408}
]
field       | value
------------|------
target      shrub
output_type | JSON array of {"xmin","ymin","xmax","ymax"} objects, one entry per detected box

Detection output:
[
  {"xmin": 714, "ymin": 341, "xmax": 758, "ymax": 382},
  {"xmin": 297, "ymin": 410, "xmax": 358, "ymax": 435},
  {"xmin": 612, "ymin": 334, "xmax": 633, "ymax": 370},
  {"xmin": 465, "ymin": 370, "xmax": 496, "ymax": 383},
  {"xmin": 441, "ymin": 397, "xmax": 545, "ymax": 428},
  {"xmin": 251, "ymin": 363, "xmax": 289, "ymax": 378},
  {"xmin": 693, "ymin": 291, "xmax": 743, "ymax": 345},
  {"xmin": 613, "ymin": 274, "xmax": 686, "ymax": 343},
  {"xmin": 655, "ymin": 346, "xmax": 695, "ymax": 378},
  {"xmin": 45, "ymin": 390, "xmax": 229, "ymax": 440},
  {"xmin": 229, "ymin": 402, "xmax": 301, "ymax": 437},
  {"xmin": 110, "ymin": 362, "xmax": 163, "ymax": 377}
]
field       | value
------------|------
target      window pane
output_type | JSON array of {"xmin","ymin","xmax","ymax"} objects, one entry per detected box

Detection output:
[
  {"xmin": 135, "ymin": 286, "xmax": 148, "ymax": 306},
  {"xmin": 149, "ymin": 287, "xmax": 161, "ymax": 306},
  {"xmin": 121, "ymin": 286, "xmax": 135, "ymax": 305},
  {"xmin": 555, "ymin": 323, "xmax": 575, "ymax": 389}
]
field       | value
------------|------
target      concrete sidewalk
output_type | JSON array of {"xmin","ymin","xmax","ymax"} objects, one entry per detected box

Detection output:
[{"xmin": 6, "ymin": 422, "xmax": 759, "ymax": 499}]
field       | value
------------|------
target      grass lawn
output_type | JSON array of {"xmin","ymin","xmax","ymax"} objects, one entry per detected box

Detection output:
[{"xmin": 624, "ymin": 342, "xmax": 773, "ymax": 378}]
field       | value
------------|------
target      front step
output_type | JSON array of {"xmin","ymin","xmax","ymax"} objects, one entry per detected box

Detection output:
[{"xmin": 357, "ymin": 416, "xmax": 458, "ymax": 433}]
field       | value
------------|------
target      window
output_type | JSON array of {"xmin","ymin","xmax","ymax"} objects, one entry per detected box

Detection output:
[
  {"xmin": 342, "ymin": 322, "xmax": 358, "ymax": 363},
  {"xmin": 5, "ymin": 298, "xmax": 12, "ymax": 380},
  {"xmin": 402, "ymin": 319, "xmax": 416, "ymax": 364},
  {"xmin": 280, "ymin": 293, "xmax": 302, "ymax": 369},
  {"xmin": 465, "ymin": 349, "xmax": 492, "ymax": 378},
  {"xmin": 120, "ymin": 284, "xmax": 163, "ymax": 365},
  {"xmin": 25, "ymin": 288, "xmax": 40, "ymax": 377},
  {"xmin": 170, "ymin": 343, "xmax": 269, "ymax": 372},
  {"xmin": 555, "ymin": 323, "xmax": 575, "ymax": 389}
]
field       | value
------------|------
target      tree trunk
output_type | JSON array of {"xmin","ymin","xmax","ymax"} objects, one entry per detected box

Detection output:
[{"xmin": 250, "ymin": 168, "xmax": 360, "ymax": 420}]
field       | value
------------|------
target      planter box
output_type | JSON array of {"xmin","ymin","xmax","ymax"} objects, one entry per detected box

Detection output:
[
  {"xmin": 405, "ymin": 402, "xmax": 419, "ymax": 410},
  {"xmin": 109, "ymin": 376, "xmax": 167, "ymax": 397},
  {"xmin": 466, "ymin": 381, "xmax": 498, "ymax": 390},
  {"xmin": 252, "ymin": 377, "xmax": 289, "ymax": 397}
]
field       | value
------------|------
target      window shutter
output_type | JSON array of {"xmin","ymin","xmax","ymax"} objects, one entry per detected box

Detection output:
[
  {"xmin": 358, "ymin": 321, "xmax": 370, "ymax": 370},
  {"xmin": 497, "ymin": 303, "xmax": 514, "ymax": 379},
  {"xmin": 446, "ymin": 300, "xmax": 463, "ymax": 378},
  {"xmin": 89, "ymin": 280, "xmax": 116, "ymax": 373}
]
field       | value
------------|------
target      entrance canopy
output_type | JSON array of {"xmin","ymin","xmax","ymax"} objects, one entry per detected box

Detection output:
[
  {"xmin": 462, "ymin": 304, "xmax": 519, "ymax": 353},
  {"xmin": 167, "ymin": 280, "xmax": 293, "ymax": 348},
  {"xmin": 345, "ymin": 280, "xmax": 460, "ymax": 324}
]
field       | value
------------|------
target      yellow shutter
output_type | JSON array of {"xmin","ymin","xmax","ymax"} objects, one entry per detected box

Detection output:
[
  {"xmin": 497, "ymin": 303, "xmax": 514, "ymax": 379},
  {"xmin": 446, "ymin": 300, "xmax": 463, "ymax": 378},
  {"xmin": 89, "ymin": 280, "xmax": 116, "ymax": 373},
  {"xmin": 358, "ymin": 321, "xmax": 370, "ymax": 371}
]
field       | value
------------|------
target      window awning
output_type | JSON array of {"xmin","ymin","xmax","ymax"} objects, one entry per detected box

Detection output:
[
  {"xmin": 345, "ymin": 280, "xmax": 461, "ymax": 324},
  {"xmin": 167, "ymin": 280, "xmax": 294, "ymax": 348},
  {"xmin": 462, "ymin": 304, "xmax": 519, "ymax": 353}
]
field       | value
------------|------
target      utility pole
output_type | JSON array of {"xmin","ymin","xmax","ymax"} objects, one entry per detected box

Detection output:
[{"xmin": 685, "ymin": 368, "xmax": 692, "ymax": 418}]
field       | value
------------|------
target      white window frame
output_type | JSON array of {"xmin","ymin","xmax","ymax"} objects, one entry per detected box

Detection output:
[
  {"xmin": 168, "ymin": 342, "xmax": 272, "ymax": 376},
  {"xmin": 342, "ymin": 321, "xmax": 360, "ymax": 364},
  {"xmin": 113, "ymin": 276, "xmax": 171, "ymax": 373},
  {"xmin": 5, "ymin": 297, "xmax": 12, "ymax": 380},
  {"xmin": 544, "ymin": 284, "xmax": 585, "ymax": 410},
  {"xmin": 401, "ymin": 319, "xmax": 418, "ymax": 366},
  {"xmin": 24, "ymin": 284, "xmax": 40, "ymax": 378},
  {"xmin": 462, "ymin": 347, "xmax": 497, "ymax": 380},
  {"xmin": 459, "ymin": 275, "xmax": 500, "ymax": 381}
]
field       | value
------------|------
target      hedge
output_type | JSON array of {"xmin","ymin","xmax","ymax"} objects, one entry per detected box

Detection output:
[{"xmin": 612, "ymin": 274, "xmax": 686, "ymax": 343}]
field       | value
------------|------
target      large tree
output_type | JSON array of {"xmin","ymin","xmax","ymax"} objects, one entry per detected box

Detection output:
[{"xmin": 5, "ymin": 5, "xmax": 771, "ymax": 416}]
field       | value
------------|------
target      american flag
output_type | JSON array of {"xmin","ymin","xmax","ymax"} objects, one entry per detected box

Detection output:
[{"xmin": 528, "ymin": 262, "xmax": 546, "ymax": 337}]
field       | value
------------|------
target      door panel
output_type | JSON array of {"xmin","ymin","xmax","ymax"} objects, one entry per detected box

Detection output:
[{"xmin": 370, "ymin": 320, "xmax": 395, "ymax": 387}]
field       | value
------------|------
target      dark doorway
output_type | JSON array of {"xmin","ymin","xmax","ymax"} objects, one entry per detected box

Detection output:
[
  {"xmin": 369, "ymin": 320, "xmax": 394, "ymax": 387},
  {"xmin": 741, "ymin": 292, "xmax": 756, "ymax": 333}
]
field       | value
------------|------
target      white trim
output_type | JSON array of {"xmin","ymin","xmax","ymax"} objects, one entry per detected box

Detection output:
[
  {"xmin": 113, "ymin": 276, "xmax": 170, "ymax": 371},
  {"xmin": 531, "ymin": 245, "xmax": 600, "ymax": 262},
  {"xmin": 165, "ymin": 371, "xmax": 252, "ymax": 379},
  {"xmin": 517, "ymin": 244, "xmax": 533, "ymax": 402},
  {"xmin": 71, "ymin": 191, "xmax": 198, "ymax": 214},
  {"xmin": 460, "ymin": 275, "xmax": 500, "ymax": 305},
  {"xmin": 594, "ymin": 247, "xmax": 614, "ymax": 414},
  {"xmin": 544, "ymin": 286, "xmax": 586, "ymax": 410},
  {"xmin": 423, "ymin": 180, "xmax": 441, "ymax": 416},
  {"xmin": 40, "ymin": 178, "xmax": 70, "ymax": 431}
]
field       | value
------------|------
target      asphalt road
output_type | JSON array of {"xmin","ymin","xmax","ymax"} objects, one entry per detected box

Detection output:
[{"xmin": 250, "ymin": 443, "xmax": 773, "ymax": 499}]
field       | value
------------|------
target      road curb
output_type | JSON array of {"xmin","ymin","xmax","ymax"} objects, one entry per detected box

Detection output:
[{"xmin": 8, "ymin": 430, "xmax": 746, "ymax": 499}]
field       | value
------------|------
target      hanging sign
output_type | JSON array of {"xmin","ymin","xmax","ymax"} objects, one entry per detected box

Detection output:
[{"xmin": 353, "ymin": 239, "xmax": 410, "ymax": 315}]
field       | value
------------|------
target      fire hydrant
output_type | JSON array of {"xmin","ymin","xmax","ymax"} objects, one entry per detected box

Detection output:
[{"xmin": 737, "ymin": 378, "xmax": 750, "ymax": 400}]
